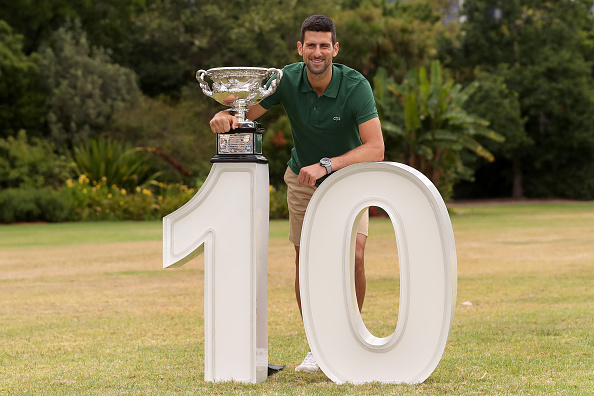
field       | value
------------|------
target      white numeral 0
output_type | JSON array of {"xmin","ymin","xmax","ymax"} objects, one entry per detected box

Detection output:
[{"xmin": 300, "ymin": 162, "xmax": 457, "ymax": 384}]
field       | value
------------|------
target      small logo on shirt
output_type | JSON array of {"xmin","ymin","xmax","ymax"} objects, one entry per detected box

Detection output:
[{"xmin": 333, "ymin": 116, "xmax": 341, "ymax": 121}]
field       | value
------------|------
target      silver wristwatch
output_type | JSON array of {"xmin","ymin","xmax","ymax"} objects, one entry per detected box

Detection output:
[{"xmin": 320, "ymin": 157, "xmax": 332, "ymax": 174}]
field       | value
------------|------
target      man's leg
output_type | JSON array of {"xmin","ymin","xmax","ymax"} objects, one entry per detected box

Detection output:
[
  {"xmin": 294, "ymin": 244, "xmax": 303, "ymax": 316},
  {"xmin": 354, "ymin": 233, "xmax": 367, "ymax": 312}
]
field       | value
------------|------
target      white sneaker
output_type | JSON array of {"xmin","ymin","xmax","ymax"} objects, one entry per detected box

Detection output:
[{"xmin": 295, "ymin": 351, "xmax": 319, "ymax": 372}]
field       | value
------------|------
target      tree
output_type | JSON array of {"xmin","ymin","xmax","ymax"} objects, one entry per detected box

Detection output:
[
  {"xmin": 105, "ymin": 0, "xmax": 338, "ymax": 98},
  {"xmin": 447, "ymin": 0, "xmax": 594, "ymax": 199},
  {"xmin": 0, "ymin": 0, "xmax": 145, "ymax": 55},
  {"xmin": 335, "ymin": 0, "xmax": 444, "ymax": 80},
  {"xmin": 0, "ymin": 21, "xmax": 47, "ymax": 138},
  {"xmin": 38, "ymin": 20, "xmax": 140, "ymax": 150},
  {"xmin": 460, "ymin": 70, "xmax": 529, "ymax": 198},
  {"xmin": 374, "ymin": 61, "xmax": 504, "ymax": 200}
]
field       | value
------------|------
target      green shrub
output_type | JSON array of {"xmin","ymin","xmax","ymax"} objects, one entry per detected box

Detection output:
[
  {"xmin": 269, "ymin": 185, "xmax": 288, "ymax": 219},
  {"xmin": 0, "ymin": 130, "xmax": 74, "ymax": 189},
  {"xmin": 0, "ymin": 188, "xmax": 74, "ymax": 223}
]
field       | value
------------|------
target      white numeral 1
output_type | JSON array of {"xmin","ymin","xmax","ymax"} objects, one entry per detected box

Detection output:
[
  {"xmin": 299, "ymin": 162, "xmax": 457, "ymax": 384},
  {"xmin": 163, "ymin": 162, "xmax": 269, "ymax": 383}
]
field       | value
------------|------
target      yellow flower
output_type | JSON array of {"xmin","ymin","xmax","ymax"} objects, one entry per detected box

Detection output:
[
  {"xmin": 107, "ymin": 193, "xmax": 113, "ymax": 199},
  {"xmin": 82, "ymin": 188, "xmax": 87, "ymax": 194},
  {"xmin": 142, "ymin": 189, "xmax": 152, "ymax": 196},
  {"xmin": 136, "ymin": 186, "xmax": 141, "ymax": 193},
  {"xmin": 121, "ymin": 189, "xmax": 127, "ymax": 195}
]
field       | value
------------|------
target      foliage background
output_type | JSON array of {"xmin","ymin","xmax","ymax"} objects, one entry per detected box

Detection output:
[{"xmin": 1, "ymin": 0, "xmax": 594, "ymax": 222}]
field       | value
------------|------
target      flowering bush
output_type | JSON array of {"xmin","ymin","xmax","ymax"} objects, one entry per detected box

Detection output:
[
  {"xmin": 269, "ymin": 184, "xmax": 288, "ymax": 219},
  {"xmin": 64, "ymin": 174, "xmax": 196, "ymax": 221},
  {"xmin": 61, "ymin": 174, "xmax": 289, "ymax": 222}
]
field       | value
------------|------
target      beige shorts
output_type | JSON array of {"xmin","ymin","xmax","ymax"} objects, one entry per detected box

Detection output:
[{"xmin": 284, "ymin": 167, "xmax": 369, "ymax": 246}]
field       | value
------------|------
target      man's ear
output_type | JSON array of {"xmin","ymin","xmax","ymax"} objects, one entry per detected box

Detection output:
[
  {"xmin": 297, "ymin": 41, "xmax": 303, "ymax": 56},
  {"xmin": 333, "ymin": 41, "xmax": 339, "ymax": 57}
]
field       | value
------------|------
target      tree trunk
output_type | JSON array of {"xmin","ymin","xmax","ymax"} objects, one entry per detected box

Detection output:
[
  {"xmin": 408, "ymin": 150, "xmax": 416, "ymax": 169},
  {"xmin": 512, "ymin": 157, "xmax": 524, "ymax": 199},
  {"xmin": 432, "ymin": 148, "xmax": 442, "ymax": 188}
]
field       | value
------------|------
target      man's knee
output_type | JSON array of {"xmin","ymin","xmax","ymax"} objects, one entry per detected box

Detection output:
[{"xmin": 355, "ymin": 234, "xmax": 366, "ymax": 266}]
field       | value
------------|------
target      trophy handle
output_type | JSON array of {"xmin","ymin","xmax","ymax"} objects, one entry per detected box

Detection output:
[
  {"xmin": 196, "ymin": 69, "xmax": 214, "ymax": 98},
  {"xmin": 260, "ymin": 68, "xmax": 283, "ymax": 99}
]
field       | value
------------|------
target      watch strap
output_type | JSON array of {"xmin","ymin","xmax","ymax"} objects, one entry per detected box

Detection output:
[{"xmin": 320, "ymin": 157, "xmax": 332, "ymax": 174}]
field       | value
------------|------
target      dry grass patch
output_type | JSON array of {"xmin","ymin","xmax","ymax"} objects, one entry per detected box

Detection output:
[{"xmin": 1, "ymin": 203, "xmax": 593, "ymax": 395}]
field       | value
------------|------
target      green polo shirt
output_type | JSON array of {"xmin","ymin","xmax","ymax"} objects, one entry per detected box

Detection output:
[{"xmin": 260, "ymin": 62, "xmax": 378, "ymax": 179}]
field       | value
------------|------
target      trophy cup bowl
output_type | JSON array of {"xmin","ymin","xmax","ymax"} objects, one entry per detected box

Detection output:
[
  {"xmin": 197, "ymin": 67, "xmax": 282, "ymax": 164},
  {"xmin": 196, "ymin": 67, "xmax": 282, "ymax": 127}
]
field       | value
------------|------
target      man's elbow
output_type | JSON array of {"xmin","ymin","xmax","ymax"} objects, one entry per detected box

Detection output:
[{"xmin": 373, "ymin": 141, "xmax": 385, "ymax": 162}]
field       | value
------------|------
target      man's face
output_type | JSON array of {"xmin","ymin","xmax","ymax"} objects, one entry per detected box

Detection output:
[{"xmin": 298, "ymin": 31, "xmax": 339, "ymax": 76}]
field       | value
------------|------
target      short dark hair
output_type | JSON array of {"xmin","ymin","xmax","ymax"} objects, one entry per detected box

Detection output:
[{"xmin": 300, "ymin": 15, "xmax": 336, "ymax": 44}]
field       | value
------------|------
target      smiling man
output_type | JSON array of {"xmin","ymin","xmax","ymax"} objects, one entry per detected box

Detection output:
[{"xmin": 208, "ymin": 14, "xmax": 384, "ymax": 373}]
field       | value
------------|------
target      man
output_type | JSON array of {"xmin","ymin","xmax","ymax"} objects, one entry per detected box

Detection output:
[{"xmin": 209, "ymin": 15, "xmax": 384, "ymax": 373}]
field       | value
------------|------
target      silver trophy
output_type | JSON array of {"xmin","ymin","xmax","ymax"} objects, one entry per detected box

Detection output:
[{"xmin": 197, "ymin": 67, "xmax": 283, "ymax": 163}]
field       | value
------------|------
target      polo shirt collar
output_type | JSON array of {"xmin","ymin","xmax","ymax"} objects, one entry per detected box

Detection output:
[{"xmin": 300, "ymin": 63, "xmax": 342, "ymax": 98}]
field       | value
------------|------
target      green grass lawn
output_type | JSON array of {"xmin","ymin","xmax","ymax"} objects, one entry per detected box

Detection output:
[{"xmin": 0, "ymin": 202, "xmax": 592, "ymax": 395}]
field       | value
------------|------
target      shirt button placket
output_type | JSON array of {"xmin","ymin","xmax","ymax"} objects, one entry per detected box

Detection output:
[{"xmin": 311, "ymin": 102, "xmax": 320, "ymax": 126}]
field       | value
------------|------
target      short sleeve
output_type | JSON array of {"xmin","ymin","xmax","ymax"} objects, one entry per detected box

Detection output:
[{"xmin": 352, "ymin": 79, "xmax": 379, "ymax": 125}]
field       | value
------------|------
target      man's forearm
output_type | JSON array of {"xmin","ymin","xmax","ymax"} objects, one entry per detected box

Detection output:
[
  {"xmin": 330, "ymin": 141, "xmax": 385, "ymax": 172},
  {"xmin": 331, "ymin": 117, "xmax": 384, "ymax": 172}
]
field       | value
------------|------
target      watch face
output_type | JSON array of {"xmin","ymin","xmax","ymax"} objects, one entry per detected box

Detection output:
[{"xmin": 321, "ymin": 158, "xmax": 331, "ymax": 166}]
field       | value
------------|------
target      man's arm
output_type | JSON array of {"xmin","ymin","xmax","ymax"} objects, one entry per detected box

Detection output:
[
  {"xmin": 297, "ymin": 117, "xmax": 385, "ymax": 186},
  {"xmin": 209, "ymin": 104, "xmax": 268, "ymax": 133}
]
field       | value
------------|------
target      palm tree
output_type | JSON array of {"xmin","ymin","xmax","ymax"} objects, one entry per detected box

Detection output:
[{"xmin": 374, "ymin": 60, "xmax": 504, "ymax": 199}]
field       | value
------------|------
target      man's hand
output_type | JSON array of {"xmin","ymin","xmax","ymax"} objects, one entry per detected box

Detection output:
[
  {"xmin": 209, "ymin": 111, "xmax": 238, "ymax": 134},
  {"xmin": 298, "ymin": 163, "xmax": 327, "ymax": 186}
]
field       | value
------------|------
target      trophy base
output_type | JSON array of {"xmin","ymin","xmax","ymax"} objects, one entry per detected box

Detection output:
[
  {"xmin": 210, "ymin": 154, "xmax": 268, "ymax": 164},
  {"xmin": 211, "ymin": 125, "xmax": 267, "ymax": 164}
]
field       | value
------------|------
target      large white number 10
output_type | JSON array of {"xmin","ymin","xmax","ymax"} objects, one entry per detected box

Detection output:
[{"xmin": 163, "ymin": 161, "xmax": 456, "ymax": 385}]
